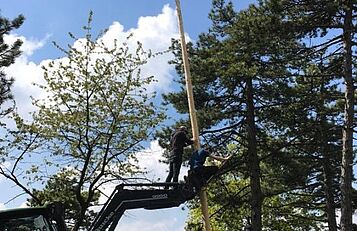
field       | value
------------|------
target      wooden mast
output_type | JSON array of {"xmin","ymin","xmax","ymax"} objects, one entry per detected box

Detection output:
[{"xmin": 174, "ymin": 0, "xmax": 212, "ymax": 230}]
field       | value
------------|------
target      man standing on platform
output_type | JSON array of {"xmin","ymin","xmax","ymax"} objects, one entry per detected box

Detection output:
[{"xmin": 165, "ymin": 126, "xmax": 194, "ymax": 183}]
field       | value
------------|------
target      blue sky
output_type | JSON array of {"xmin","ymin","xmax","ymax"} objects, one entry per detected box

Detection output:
[
  {"xmin": 0, "ymin": 0, "xmax": 254, "ymax": 63},
  {"xmin": 0, "ymin": 1, "xmax": 255, "ymax": 230}
]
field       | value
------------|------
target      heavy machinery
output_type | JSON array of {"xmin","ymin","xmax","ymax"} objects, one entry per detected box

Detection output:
[
  {"xmin": 0, "ymin": 202, "xmax": 66, "ymax": 231},
  {"xmin": 89, "ymin": 182, "xmax": 196, "ymax": 231},
  {"xmin": 0, "ymin": 180, "xmax": 198, "ymax": 231}
]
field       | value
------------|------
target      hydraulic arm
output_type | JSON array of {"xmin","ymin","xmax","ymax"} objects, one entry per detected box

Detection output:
[{"xmin": 89, "ymin": 182, "xmax": 196, "ymax": 231}]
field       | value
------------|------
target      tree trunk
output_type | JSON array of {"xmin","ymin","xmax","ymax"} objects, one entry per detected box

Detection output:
[
  {"xmin": 319, "ymin": 121, "xmax": 337, "ymax": 231},
  {"xmin": 318, "ymin": 80, "xmax": 338, "ymax": 231},
  {"xmin": 322, "ymin": 155, "xmax": 338, "ymax": 231},
  {"xmin": 72, "ymin": 202, "xmax": 86, "ymax": 231},
  {"xmin": 340, "ymin": 0, "xmax": 354, "ymax": 230},
  {"xmin": 246, "ymin": 77, "xmax": 262, "ymax": 230}
]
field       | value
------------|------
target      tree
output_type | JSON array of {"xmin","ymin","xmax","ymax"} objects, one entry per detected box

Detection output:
[
  {"xmin": 0, "ymin": 13, "xmax": 24, "ymax": 118},
  {"xmin": 28, "ymin": 170, "xmax": 100, "ymax": 229},
  {"xmin": 1, "ymin": 12, "xmax": 165, "ymax": 230},
  {"xmin": 162, "ymin": 0, "xmax": 347, "ymax": 230},
  {"xmin": 277, "ymin": 1, "xmax": 356, "ymax": 229}
]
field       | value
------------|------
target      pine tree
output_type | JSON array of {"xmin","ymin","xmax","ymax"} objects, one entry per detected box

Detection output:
[
  {"xmin": 0, "ymin": 13, "xmax": 24, "ymax": 117},
  {"xmin": 277, "ymin": 1, "xmax": 356, "ymax": 229}
]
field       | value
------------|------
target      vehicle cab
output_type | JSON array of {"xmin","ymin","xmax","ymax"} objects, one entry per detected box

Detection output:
[{"xmin": 0, "ymin": 203, "xmax": 66, "ymax": 231}]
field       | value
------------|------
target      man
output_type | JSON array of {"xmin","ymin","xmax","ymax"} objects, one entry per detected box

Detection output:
[
  {"xmin": 165, "ymin": 126, "xmax": 194, "ymax": 183},
  {"xmin": 188, "ymin": 145, "xmax": 231, "ymax": 188}
]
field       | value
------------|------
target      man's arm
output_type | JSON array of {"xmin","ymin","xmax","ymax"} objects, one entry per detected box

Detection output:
[
  {"xmin": 186, "ymin": 138, "xmax": 194, "ymax": 146},
  {"xmin": 208, "ymin": 154, "xmax": 232, "ymax": 162},
  {"xmin": 180, "ymin": 131, "xmax": 194, "ymax": 146}
]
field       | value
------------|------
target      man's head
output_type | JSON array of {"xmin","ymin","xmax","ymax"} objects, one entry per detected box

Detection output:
[{"xmin": 179, "ymin": 126, "xmax": 188, "ymax": 132}]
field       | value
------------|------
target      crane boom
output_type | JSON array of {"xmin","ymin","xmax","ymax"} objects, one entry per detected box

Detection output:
[{"xmin": 89, "ymin": 182, "xmax": 196, "ymax": 231}]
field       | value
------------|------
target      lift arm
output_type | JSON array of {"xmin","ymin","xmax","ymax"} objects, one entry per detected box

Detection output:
[{"xmin": 89, "ymin": 182, "xmax": 196, "ymax": 231}]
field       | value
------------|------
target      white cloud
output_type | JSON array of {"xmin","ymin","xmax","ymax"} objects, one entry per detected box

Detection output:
[
  {"xmin": 3, "ymin": 4, "xmax": 186, "ymax": 121},
  {"xmin": 4, "ymin": 33, "xmax": 51, "ymax": 56},
  {"xmin": 132, "ymin": 4, "xmax": 179, "ymax": 50},
  {"xmin": 135, "ymin": 140, "xmax": 168, "ymax": 181},
  {"xmin": 3, "ymin": 34, "xmax": 50, "ymax": 120},
  {"xmin": 129, "ymin": 4, "xmax": 191, "ymax": 93},
  {"xmin": 98, "ymin": 4, "xmax": 188, "ymax": 93}
]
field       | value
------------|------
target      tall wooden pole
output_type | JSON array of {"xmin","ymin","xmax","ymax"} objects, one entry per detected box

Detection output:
[
  {"xmin": 175, "ymin": 1, "xmax": 212, "ymax": 231},
  {"xmin": 174, "ymin": 0, "xmax": 200, "ymax": 149}
]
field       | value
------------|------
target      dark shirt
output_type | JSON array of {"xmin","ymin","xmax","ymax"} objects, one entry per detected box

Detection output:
[
  {"xmin": 170, "ymin": 130, "xmax": 193, "ymax": 151},
  {"xmin": 189, "ymin": 149, "xmax": 209, "ymax": 170},
  {"xmin": 168, "ymin": 130, "xmax": 193, "ymax": 161}
]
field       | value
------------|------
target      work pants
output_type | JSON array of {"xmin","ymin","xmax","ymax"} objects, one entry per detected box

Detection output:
[{"xmin": 165, "ymin": 158, "xmax": 182, "ymax": 183}]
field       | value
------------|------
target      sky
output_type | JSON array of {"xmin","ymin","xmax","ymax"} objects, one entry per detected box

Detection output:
[{"xmin": 0, "ymin": 0, "xmax": 255, "ymax": 230}]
